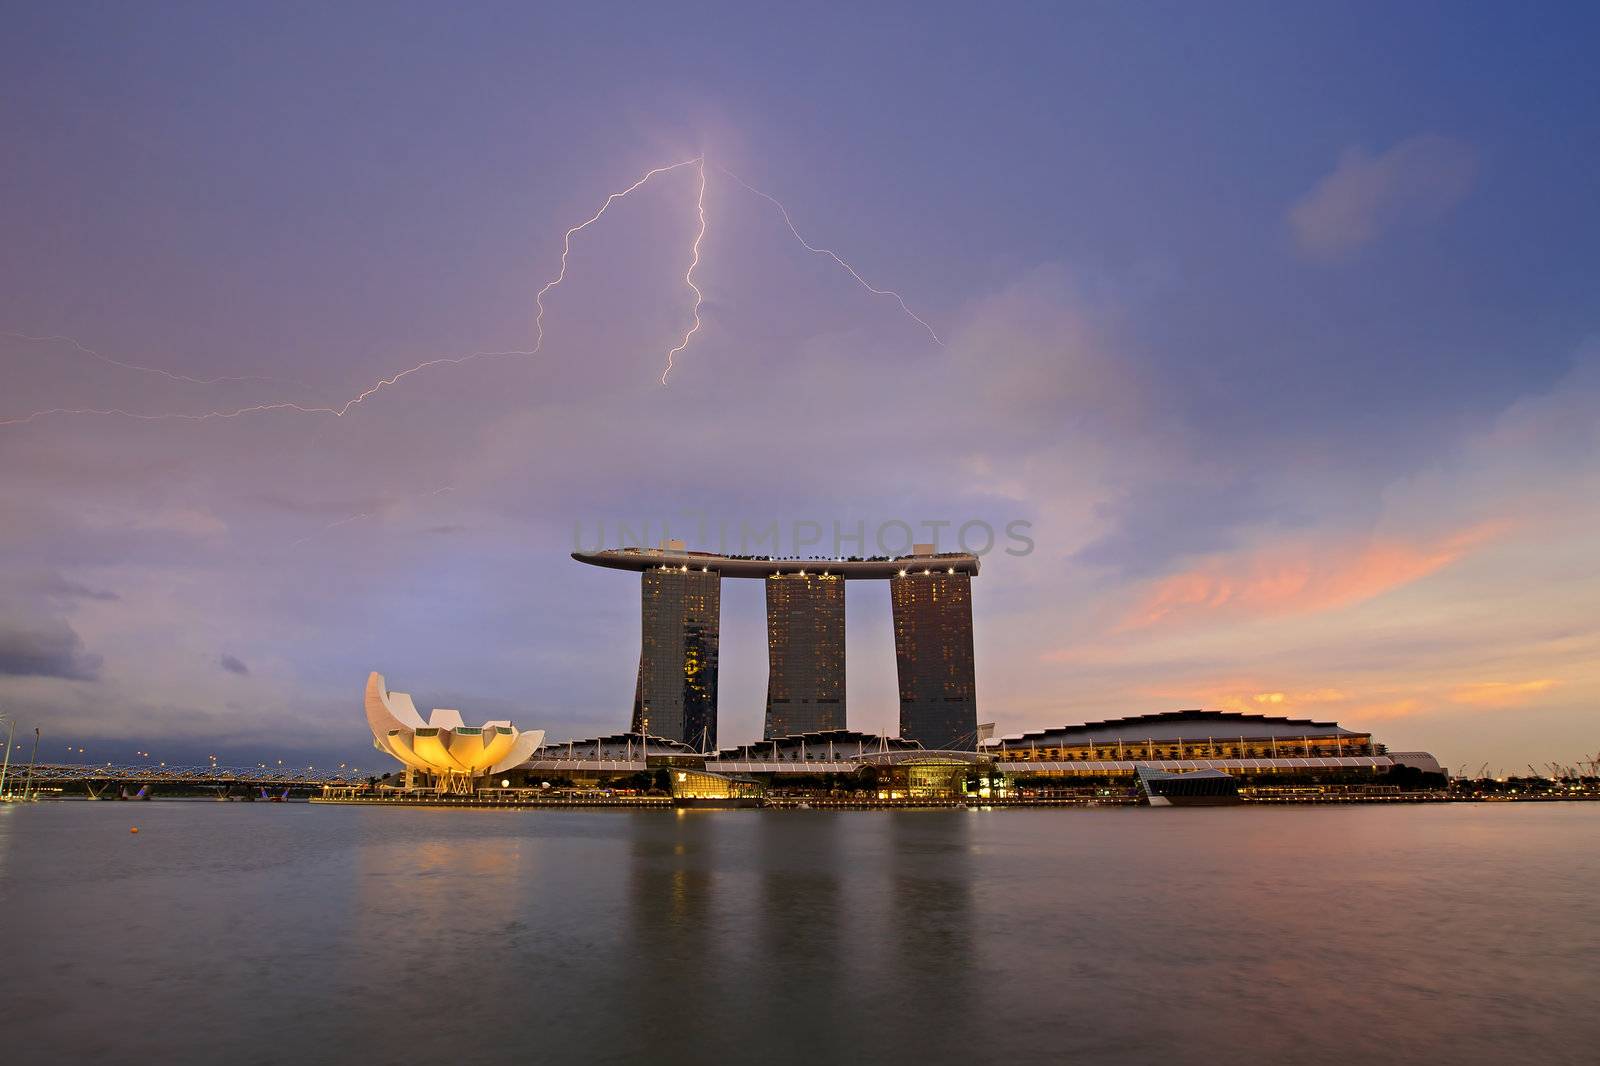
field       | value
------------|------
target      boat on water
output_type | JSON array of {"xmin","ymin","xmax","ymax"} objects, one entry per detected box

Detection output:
[{"xmin": 1136, "ymin": 766, "xmax": 1242, "ymax": 807}]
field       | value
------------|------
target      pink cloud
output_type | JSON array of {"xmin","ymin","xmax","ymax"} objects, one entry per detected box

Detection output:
[
  {"xmin": 1136, "ymin": 681, "xmax": 1422, "ymax": 724},
  {"xmin": 1120, "ymin": 523, "xmax": 1501, "ymax": 631},
  {"xmin": 1450, "ymin": 679, "xmax": 1558, "ymax": 707},
  {"xmin": 1288, "ymin": 134, "xmax": 1478, "ymax": 259}
]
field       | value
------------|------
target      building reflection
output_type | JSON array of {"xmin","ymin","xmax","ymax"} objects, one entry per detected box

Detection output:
[
  {"xmin": 877, "ymin": 813, "xmax": 981, "ymax": 1055},
  {"xmin": 747, "ymin": 811, "xmax": 846, "ymax": 1030},
  {"xmin": 618, "ymin": 811, "xmax": 729, "ymax": 1044}
]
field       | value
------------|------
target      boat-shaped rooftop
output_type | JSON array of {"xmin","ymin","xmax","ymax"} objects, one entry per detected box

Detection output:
[{"xmin": 572, "ymin": 546, "xmax": 980, "ymax": 579}]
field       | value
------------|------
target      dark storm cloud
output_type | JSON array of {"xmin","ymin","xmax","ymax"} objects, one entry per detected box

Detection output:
[
  {"xmin": 0, "ymin": 619, "xmax": 102, "ymax": 680},
  {"xmin": 219, "ymin": 654, "xmax": 250, "ymax": 676}
]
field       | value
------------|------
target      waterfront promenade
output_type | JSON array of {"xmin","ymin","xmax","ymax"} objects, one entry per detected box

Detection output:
[{"xmin": 300, "ymin": 788, "xmax": 1600, "ymax": 810}]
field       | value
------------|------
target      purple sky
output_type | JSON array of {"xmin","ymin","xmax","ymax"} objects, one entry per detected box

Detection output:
[{"xmin": 2, "ymin": 3, "xmax": 1597, "ymax": 775}]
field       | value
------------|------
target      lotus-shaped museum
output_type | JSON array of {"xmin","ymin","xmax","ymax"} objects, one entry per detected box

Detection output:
[{"xmin": 365, "ymin": 672, "xmax": 544, "ymax": 792}]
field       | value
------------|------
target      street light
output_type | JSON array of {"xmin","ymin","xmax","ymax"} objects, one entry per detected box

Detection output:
[
  {"xmin": 0, "ymin": 713, "xmax": 13, "ymax": 799},
  {"xmin": 20, "ymin": 727, "xmax": 39, "ymax": 801}
]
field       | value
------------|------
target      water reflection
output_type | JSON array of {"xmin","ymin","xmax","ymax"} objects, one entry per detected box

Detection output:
[
  {"xmin": 750, "ymin": 812, "xmax": 845, "ymax": 1034},
  {"xmin": 614, "ymin": 811, "xmax": 737, "ymax": 1056},
  {"xmin": 2, "ymin": 804, "xmax": 1598, "ymax": 1063},
  {"xmin": 877, "ymin": 813, "xmax": 980, "ymax": 1059}
]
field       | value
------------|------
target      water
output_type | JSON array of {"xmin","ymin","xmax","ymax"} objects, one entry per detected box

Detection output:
[{"xmin": 2, "ymin": 802, "xmax": 1597, "ymax": 1064}]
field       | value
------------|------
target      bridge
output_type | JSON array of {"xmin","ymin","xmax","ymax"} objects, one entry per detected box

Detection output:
[{"xmin": 10, "ymin": 763, "xmax": 363, "ymax": 795}]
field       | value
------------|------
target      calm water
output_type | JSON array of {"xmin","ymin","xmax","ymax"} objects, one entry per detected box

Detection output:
[{"xmin": 2, "ymin": 802, "xmax": 1597, "ymax": 1064}]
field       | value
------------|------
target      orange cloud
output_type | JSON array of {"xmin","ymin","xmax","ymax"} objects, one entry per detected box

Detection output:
[
  {"xmin": 1151, "ymin": 677, "xmax": 1556, "ymax": 725},
  {"xmin": 1247, "ymin": 688, "xmax": 1346, "ymax": 707},
  {"xmin": 1141, "ymin": 681, "xmax": 1430, "ymax": 724},
  {"xmin": 1344, "ymin": 698, "xmax": 1424, "ymax": 720},
  {"xmin": 1450, "ymin": 679, "xmax": 1558, "ymax": 707},
  {"xmin": 1120, "ymin": 523, "xmax": 1501, "ymax": 630},
  {"xmin": 1202, "ymin": 688, "xmax": 1353, "ymax": 715}
]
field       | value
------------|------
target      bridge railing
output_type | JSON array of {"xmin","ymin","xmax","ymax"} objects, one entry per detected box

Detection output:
[{"xmin": 18, "ymin": 763, "xmax": 362, "ymax": 786}]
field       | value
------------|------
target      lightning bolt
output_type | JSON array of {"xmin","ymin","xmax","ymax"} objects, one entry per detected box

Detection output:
[
  {"xmin": 537, "ymin": 157, "xmax": 701, "ymax": 360},
  {"xmin": 3, "ymin": 153, "xmax": 940, "ymax": 424},
  {"xmin": 287, "ymin": 509, "xmax": 376, "ymax": 550},
  {"xmin": 715, "ymin": 164, "xmax": 943, "ymax": 346},
  {"xmin": 660, "ymin": 159, "xmax": 708, "ymax": 385},
  {"xmin": 2, "ymin": 331, "xmax": 314, "ymax": 390},
  {"xmin": 1, "ymin": 158, "xmax": 701, "ymax": 426},
  {"xmin": 0, "ymin": 351, "xmax": 526, "ymax": 426},
  {"xmin": 288, "ymin": 485, "xmax": 455, "ymax": 549}
]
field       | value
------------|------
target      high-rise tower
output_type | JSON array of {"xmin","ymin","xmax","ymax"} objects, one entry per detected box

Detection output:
[
  {"xmin": 574, "ymin": 542, "xmax": 979, "ymax": 753},
  {"xmin": 630, "ymin": 566, "xmax": 721, "ymax": 751},
  {"xmin": 763, "ymin": 572, "xmax": 846, "ymax": 738},
  {"xmin": 890, "ymin": 568, "xmax": 977, "ymax": 750}
]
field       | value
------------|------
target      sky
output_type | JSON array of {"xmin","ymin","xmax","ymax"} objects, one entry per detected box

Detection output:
[{"xmin": 2, "ymin": 2, "xmax": 1597, "ymax": 775}]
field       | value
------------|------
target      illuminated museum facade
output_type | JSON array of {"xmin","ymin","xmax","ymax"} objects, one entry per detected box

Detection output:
[{"xmin": 364, "ymin": 672, "xmax": 545, "ymax": 793}]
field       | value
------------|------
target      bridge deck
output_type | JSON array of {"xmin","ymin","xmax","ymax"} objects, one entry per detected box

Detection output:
[{"xmin": 16, "ymin": 764, "xmax": 362, "ymax": 786}]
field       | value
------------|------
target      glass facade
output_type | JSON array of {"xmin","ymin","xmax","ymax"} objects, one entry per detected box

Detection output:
[
  {"xmin": 902, "ymin": 760, "xmax": 970, "ymax": 799},
  {"xmin": 631, "ymin": 569, "xmax": 721, "ymax": 752},
  {"xmin": 670, "ymin": 769, "xmax": 764, "ymax": 800},
  {"xmin": 995, "ymin": 734, "xmax": 1374, "ymax": 761},
  {"xmin": 891, "ymin": 572, "xmax": 978, "ymax": 750},
  {"xmin": 763, "ymin": 573, "xmax": 846, "ymax": 738}
]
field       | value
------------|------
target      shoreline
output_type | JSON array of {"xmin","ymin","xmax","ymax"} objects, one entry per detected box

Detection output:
[{"xmin": 298, "ymin": 791, "xmax": 1600, "ymax": 811}]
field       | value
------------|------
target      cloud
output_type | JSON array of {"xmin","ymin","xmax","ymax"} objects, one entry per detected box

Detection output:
[
  {"xmin": 35, "ymin": 574, "xmax": 120, "ymax": 602},
  {"xmin": 1119, "ymin": 522, "xmax": 1501, "ymax": 630},
  {"xmin": 1168, "ymin": 676, "xmax": 1561, "ymax": 726},
  {"xmin": 218, "ymin": 653, "xmax": 250, "ymax": 676},
  {"xmin": 0, "ymin": 619, "xmax": 102, "ymax": 680},
  {"xmin": 1238, "ymin": 689, "xmax": 1348, "ymax": 709},
  {"xmin": 1330, "ymin": 698, "xmax": 1423, "ymax": 721},
  {"xmin": 1450, "ymin": 679, "xmax": 1557, "ymax": 707},
  {"xmin": 1288, "ymin": 134, "xmax": 1477, "ymax": 259},
  {"xmin": 128, "ymin": 507, "xmax": 227, "ymax": 537},
  {"xmin": 1074, "ymin": 478, "xmax": 1275, "ymax": 578}
]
